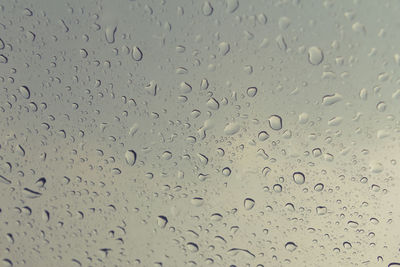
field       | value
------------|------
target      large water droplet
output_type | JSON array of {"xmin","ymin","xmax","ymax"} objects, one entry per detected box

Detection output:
[
  {"xmin": 292, "ymin": 172, "xmax": 305, "ymax": 185},
  {"xmin": 268, "ymin": 115, "xmax": 282, "ymax": 130},
  {"xmin": 308, "ymin": 46, "xmax": 324, "ymax": 65}
]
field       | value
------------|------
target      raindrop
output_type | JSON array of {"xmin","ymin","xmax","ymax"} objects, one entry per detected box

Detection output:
[
  {"xmin": 244, "ymin": 198, "xmax": 255, "ymax": 210},
  {"xmin": 292, "ymin": 172, "xmax": 305, "ymax": 185},
  {"xmin": 157, "ymin": 216, "xmax": 168, "ymax": 228},
  {"xmin": 224, "ymin": 122, "xmax": 240, "ymax": 135},
  {"xmin": 268, "ymin": 115, "xmax": 282, "ymax": 130},
  {"xmin": 314, "ymin": 183, "xmax": 324, "ymax": 192},
  {"xmin": 0, "ymin": 54, "xmax": 8, "ymax": 64},
  {"xmin": 207, "ymin": 98, "xmax": 220, "ymax": 110},
  {"xmin": 316, "ymin": 206, "xmax": 327, "ymax": 215},
  {"xmin": 187, "ymin": 242, "xmax": 199, "ymax": 252},
  {"xmin": 343, "ymin": 241, "xmax": 352, "ymax": 249},
  {"xmin": 202, "ymin": 2, "xmax": 213, "ymax": 16},
  {"xmin": 132, "ymin": 46, "xmax": 143, "ymax": 61},
  {"xmin": 226, "ymin": 0, "xmax": 239, "ymax": 13},
  {"xmin": 125, "ymin": 150, "xmax": 137, "ymax": 166},
  {"xmin": 105, "ymin": 25, "xmax": 117, "ymax": 44},
  {"xmin": 247, "ymin": 87, "xmax": 258, "ymax": 97},
  {"xmin": 308, "ymin": 46, "xmax": 324, "ymax": 65},
  {"xmin": 258, "ymin": 131, "xmax": 269, "ymax": 141},
  {"xmin": 19, "ymin": 86, "xmax": 31, "ymax": 99},
  {"xmin": 222, "ymin": 167, "xmax": 231, "ymax": 176},
  {"xmin": 285, "ymin": 242, "xmax": 297, "ymax": 252}
]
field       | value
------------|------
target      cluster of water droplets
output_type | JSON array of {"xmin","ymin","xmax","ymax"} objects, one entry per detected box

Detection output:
[{"xmin": 1, "ymin": 0, "xmax": 400, "ymax": 266}]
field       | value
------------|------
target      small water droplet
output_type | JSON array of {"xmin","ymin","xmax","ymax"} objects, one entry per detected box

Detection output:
[
  {"xmin": 202, "ymin": 2, "xmax": 213, "ymax": 16},
  {"xmin": 222, "ymin": 167, "xmax": 231, "ymax": 176},
  {"xmin": 218, "ymin": 42, "xmax": 230, "ymax": 56},
  {"xmin": 226, "ymin": 0, "xmax": 239, "ymax": 13},
  {"xmin": 285, "ymin": 242, "xmax": 297, "ymax": 252},
  {"xmin": 244, "ymin": 198, "xmax": 255, "ymax": 210},
  {"xmin": 125, "ymin": 150, "xmax": 137, "ymax": 166},
  {"xmin": 343, "ymin": 241, "xmax": 352, "ymax": 249},
  {"xmin": 246, "ymin": 87, "xmax": 258, "ymax": 97},
  {"xmin": 157, "ymin": 216, "xmax": 168, "ymax": 228},
  {"xmin": 207, "ymin": 98, "xmax": 220, "ymax": 110},
  {"xmin": 0, "ymin": 54, "xmax": 8, "ymax": 64},
  {"xmin": 314, "ymin": 183, "xmax": 324, "ymax": 191},
  {"xmin": 132, "ymin": 46, "xmax": 143, "ymax": 61},
  {"xmin": 105, "ymin": 25, "xmax": 117, "ymax": 44},
  {"xmin": 19, "ymin": 86, "xmax": 31, "ymax": 99},
  {"xmin": 316, "ymin": 206, "xmax": 327, "ymax": 215},
  {"xmin": 224, "ymin": 122, "xmax": 240, "ymax": 135},
  {"xmin": 187, "ymin": 242, "xmax": 199, "ymax": 252},
  {"xmin": 258, "ymin": 131, "xmax": 269, "ymax": 141}
]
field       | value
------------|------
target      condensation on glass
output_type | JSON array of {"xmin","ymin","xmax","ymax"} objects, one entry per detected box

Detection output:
[{"xmin": 0, "ymin": 0, "xmax": 400, "ymax": 266}]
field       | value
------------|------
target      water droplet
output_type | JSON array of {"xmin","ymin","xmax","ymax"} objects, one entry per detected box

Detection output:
[
  {"xmin": 187, "ymin": 242, "xmax": 199, "ymax": 252},
  {"xmin": 347, "ymin": 221, "xmax": 359, "ymax": 228},
  {"xmin": 268, "ymin": 115, "xmax": 282, "ymax": 130},
  {"xmin": 322, "ymin": 93, "xmax": 342, "ymax": 105},
  {"xmin": 145, "ymin": 81, "xmax": 157, "ymax": 96},
  {"xmin": 218, "ymin": 42, "xmax": 230, "ymax": 56},
  {"xmin": 246, "ymin": 87, "xmax": 258, "ymax": 97},
  {"xmin": 157, "ymin": 216, "xmax": 168, "ymax": 228},
  {"xmin": 273, "ymin": 184, "xmax": 282, "ymax": 192},
  {"xmin": 276, "ymin": 35, "xmax": 287, "ymax": 51},
  {"xmin": 0, "ymin": 54, "xmax": 8, "ymax": 64},
  {"xmin": 125, "ymin": 150, "xmax": 137, "ymax": 166},
  {"xmin": 210, "ymin": 213, "xmax": 223, "ymax": 221},
  {"xmin": 190, "ymin": 197, "xmax": 204, "ymax": 207},
  {"xmin": 343, "ymin": 241, "xmax": 352, "ymax": 249},
  {"xmin": 285, "ymin": 242, "xmax": 297, "ymax": 252},
  {"xmin": 278, "ymin": 16, "xmax": 291, "ymax": 30},
  {"xmin": 314, "ymin": 183, "xmax": 324, "ymax": 192},
  {"xmin": 244, "ymin": 198, "xmax": 255, "ymax": 210},
  {"xmin": 222, "ymin": 167, "xmax": 231, "ymax": 176},
  {"xmin": 176, "ymin": 67, "xmax": 188, "ymax": 74},
  {"xmin": 328, "ymin": 116, "xmax": 343, "ymax": 126},
  {"xmin": 292, "ymin": 172, "xmax": 305, "ymax": 185},
  {"xmin": 132, "ymin": 46, "xmax": 143, "ymax": 61},
  {"xmin": 207, "ymin": 98, "xmax": 220, "ymax": 110},
  {"xmin": 308, "ymin": 46, "xmax": 324, "ymax": 65},
  {"xmin": 200, "ymin": 78, "xmax": 209, "ymax": 90},
  {"xmin": 224, "ymin": 122, "xmax": 240, "ymax": 135},
  {"xmin": 226, "ymin": 0, "xmax": 239, "ymax": 13},
  {"xmin": 202, "ymin": 2, "xmax": 213, "ymax": 16},
  {"xmin": 352, "ymin": 22, "xmax": 366, "ymax": 34},
  {"xmin": 19, "ymin": 86, "xmax": 30, "ymax": 99},
  {"xmin": 180, "ymin": 82, "xmax": 192, "ymax": 93},
  {"xmin": 360, "ymin": 88, "xmax": 368, "ymax": 100},
  {"xmin": 105, "ymin": 25, "xmax": 117, "ymax": 44},
  {"xmin": 257, "ymin": 13, "xmax": 267, "ymax": 24},
  {"xmin": 258, "ymin": 131, "xmax": 269, "ymax": 141},
  {"xmin": 316, "ymin": 206, "xmax": 327, "ymax": 215},
  {"xmin": 376, "ymin": 101, "xmax": 386, "ymax": 112}
]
